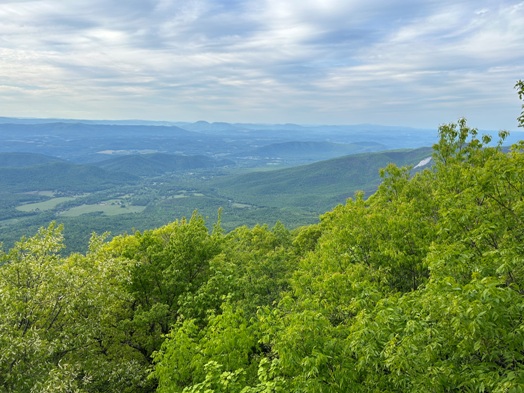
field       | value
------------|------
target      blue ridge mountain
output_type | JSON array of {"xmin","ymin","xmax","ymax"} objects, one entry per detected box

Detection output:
[{"xmin": 0, "ymin": 153, "xmax": 138, "ymax": 192}]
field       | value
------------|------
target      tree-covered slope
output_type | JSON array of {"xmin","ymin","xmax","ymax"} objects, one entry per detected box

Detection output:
[
  {"xmin": 213, "ymin": 147, "xmax": 432, "ymax": 210},
  {"xmin": 0, "ymin": 161, "xmax": 138, "ymax": 192},
  {"xmin": 247, "ymin": 140, "xmax": 386, "ymax": 159},
  {"xmin": 0, "ymin": 152, "xmax": 65, "ymax": 167},
  {"xmin": 93, "ymin": 153, "xmax": 234, "ymax": 176}
]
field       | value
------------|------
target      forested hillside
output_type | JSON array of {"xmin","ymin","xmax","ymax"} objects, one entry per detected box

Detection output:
[
  {"xmin": 1, "ymin": 83, "xmax": 523, "ymax": 392},
  {"xmin": 0, "ymin": 147, "xmax": 432, "ymax": 254},
  {"xmin": 213, "ymin": 147, "xmax": 432, "ymax": 211}
]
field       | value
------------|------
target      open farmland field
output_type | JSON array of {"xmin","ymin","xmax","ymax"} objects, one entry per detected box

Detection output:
[
  {"xmin": 16, "ymin": 197, "xmax": 76, "ymax": 212},
  {"xmin": 59, "ymin": 201, "xmax": 146, "ymax": 217}
]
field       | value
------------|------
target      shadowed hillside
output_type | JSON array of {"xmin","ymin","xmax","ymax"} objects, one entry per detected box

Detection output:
[
  {"xmin": 0, "ymin": 161, "xmax": 138, "ymax": 192},
  {"xmin": 213, "ymin": 147, "xmax": 432, "ymax": 210}
]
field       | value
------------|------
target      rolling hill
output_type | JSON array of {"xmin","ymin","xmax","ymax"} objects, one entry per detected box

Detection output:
[
  {"xmin": 93, "ymin": 153, "xmax": 234, "ymax": 176},
  {"xmin": 247, "ymin": 141, "xmax": 387, "ymax": 160},
  {"xmin": 213, "ymin": 147, "xmax": 433, "ymax": 211},
  {"xmin": 0, "ymin": 159, "xmax": 138, "ymax": 192},
  {"xmin": 0, "ymin": 152, "xmax": 65, "ymax": 167}
]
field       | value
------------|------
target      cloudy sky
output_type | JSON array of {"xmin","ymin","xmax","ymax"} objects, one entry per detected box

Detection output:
[{"xmin": 1, "ymin": 0, "xmax": 523, "ymax": 129}]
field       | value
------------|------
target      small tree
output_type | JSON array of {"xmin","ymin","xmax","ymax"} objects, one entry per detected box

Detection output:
[{"xmin": 516, "ymin": 80, "xmax": 524, "ymax": 127}]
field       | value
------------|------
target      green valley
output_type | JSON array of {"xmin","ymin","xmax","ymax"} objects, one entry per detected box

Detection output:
[{"xmin": 0, "ymin": 148, "xmax": 433, "ymax": 252}]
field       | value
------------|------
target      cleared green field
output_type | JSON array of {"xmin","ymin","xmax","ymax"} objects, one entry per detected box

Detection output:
[
  {"xmin": 60, "ymin": 203, "xmax": 145, "ymax": 217},
  {"xmin": 231, "ymin": 202, "xmax": 253, "ymax": 209},
  {"xmin": 16, "ymin": 197, "xmax": 76, "ymax": 212}
]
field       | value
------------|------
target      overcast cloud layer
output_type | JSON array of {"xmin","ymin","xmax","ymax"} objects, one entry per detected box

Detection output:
[{"xmin": 1, "ymin": 0, "xmax": 523, "ymax": 129}]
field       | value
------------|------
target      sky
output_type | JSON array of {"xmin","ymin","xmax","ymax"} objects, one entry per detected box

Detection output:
[{"xmin": 1, "ymin": 0, "xmax": 523, "ymax": 130}]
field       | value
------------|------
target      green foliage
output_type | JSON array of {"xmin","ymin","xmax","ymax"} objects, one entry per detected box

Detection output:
[
  {"xmin": 2, "ymin": 85, "xmax": 524, "ymax": 392},
  {"xmin": 0, "ymin": 146, "xmax": 430, "ymax": 254},
  {"xmin": 0, "ymin": 224, "xmax": 151, "ymax": 392},
  {"xmin": 113, "ymin": 212, "xmax": 223, "ymax": 362},
  {"xmin": 151, "ymin": 221, "xmax": 299, "ymax": 392},
  {"xmin": 517, "ymin": 80, "xmax": 524, "ymax": 127},
  {"xmin": 153, "ymin": 302, "xmax": 260, "ymax": 393},
  {"xmin": 234, "ymin": 117, "xmax": 524, "ymax": 392}
]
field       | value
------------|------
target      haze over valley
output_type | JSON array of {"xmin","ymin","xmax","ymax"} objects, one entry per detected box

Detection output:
[{"xmin": 0, "ymin": 117, "xmax": 450, "ymax": 251}]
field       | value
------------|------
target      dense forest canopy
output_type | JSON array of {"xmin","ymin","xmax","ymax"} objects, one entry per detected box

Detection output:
[{"xmin": 1, "ymin": 82, "xmax": 524, "ymax": 392}]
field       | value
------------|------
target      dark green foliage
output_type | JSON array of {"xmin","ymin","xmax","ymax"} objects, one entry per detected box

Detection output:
[
  {"xmin": 517, "ymin": 80, "xmax": 524, "ymax": 127},
  {"xmin": 0, "ymin": 161, "xmax": 138, "ymax": 192},
  {"xmin": 113, "ymin": 212, "xmax": 223, "ymax": 363}
]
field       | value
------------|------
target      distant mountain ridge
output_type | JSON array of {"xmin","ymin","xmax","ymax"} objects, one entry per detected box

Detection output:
[
  {"xmin": 0, "ymin": 152, "xmax": 234, "ymax": 192},
  {"xmin": 0, "ymin": 122, "xmax": 198, "ymax": 138}
]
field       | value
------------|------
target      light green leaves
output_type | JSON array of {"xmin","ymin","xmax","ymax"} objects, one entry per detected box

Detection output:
[{"xmin": 516, "ymin": 80, "xmax": 524, "ymax": 127}]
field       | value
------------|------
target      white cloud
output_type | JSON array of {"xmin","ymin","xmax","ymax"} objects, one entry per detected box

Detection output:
[{"xmin": 0, "ymin": 0, "xmax": 522, "ymax": 128}]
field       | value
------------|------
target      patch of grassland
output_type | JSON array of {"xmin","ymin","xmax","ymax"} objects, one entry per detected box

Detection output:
[
  {"xmin": 231, "ymin": 202, "xmax": 253, "ymax": 209},
  {"xmin": 60, "ymin": 203, "xmax": 145, "ymax": 217},
  {"xmin": 16, "ymin": 197, "xmax": 76, "ymax": 212}
]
